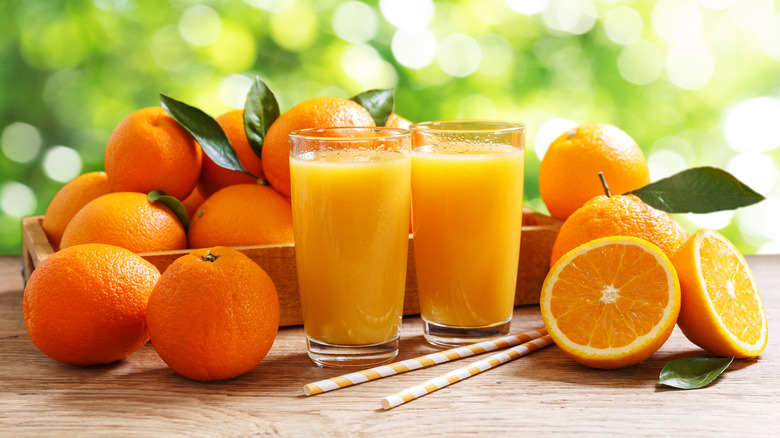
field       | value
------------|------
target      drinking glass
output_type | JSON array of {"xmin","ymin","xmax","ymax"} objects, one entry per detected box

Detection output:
[
  {"xmin": 289, "ymin": 127, "xmax": 412, "ymax": 367},
  {"xmin": 410, "ymin": 121, "xmax": 525, "ymax": 347}
]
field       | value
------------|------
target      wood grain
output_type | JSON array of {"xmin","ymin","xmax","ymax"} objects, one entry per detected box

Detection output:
[
  {"xmin": 1, "ymin": 254, "xmax": 778, "ymax": 436},
  {"xmin": 21, "ymin": 209, "xmax": 562, "ymax": 326}
]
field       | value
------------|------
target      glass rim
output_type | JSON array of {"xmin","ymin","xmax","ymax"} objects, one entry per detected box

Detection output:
[
  {"xmin": 409, "ymin": 120, "xmax": 526, "ymax": 134},
  {"xmin": 289, "ymin": 126, "xmax": 411, "ymax": 141}
]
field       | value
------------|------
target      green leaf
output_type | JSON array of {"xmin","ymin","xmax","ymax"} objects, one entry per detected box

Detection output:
[
  {"xmin": 148, "ymin": 190, "xmax": 190, "ymax": 232},
  {"xmin": 627, "ymin": 167, "xmax": 765, "ymax": 213},
  {"xmin": 658, "ymin": 356, "xmax": 734, "ymax": 389},
  {"xmin": 244, "ymin": 76, "xmax": 280, "ymax": 158},
  {"xmin": 351, "ymin": 88, "xmax": 394, "ymax": 127},
  {"xmin": 160, "ymin": 93, "xmax": 258, "ymax": 179}
]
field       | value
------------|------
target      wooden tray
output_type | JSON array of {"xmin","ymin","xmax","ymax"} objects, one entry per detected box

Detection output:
[{"xmin": 21, "ymin": 208, "xmax": 561, "ymax": 327}]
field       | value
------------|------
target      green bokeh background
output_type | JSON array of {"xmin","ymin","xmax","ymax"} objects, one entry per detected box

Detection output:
[{"xmin": 2, "ymin": 0, "xmax": 780, "ymax": 255}]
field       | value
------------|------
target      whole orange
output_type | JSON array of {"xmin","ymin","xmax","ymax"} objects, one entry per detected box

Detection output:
[
  {"xmin": 147, "ymin": 246, "xmax": 279, "ymax": 381},
  {"xmin": 105, "ymin": 107, "xmax": 202, "ymax": 200},
  {"xmin": 42, "ymin": 171, "xmax": 112, "ymax": 249},
  {"xmin": 262, "ymin": 97, "xmax": 375, "ymax": 197},
  {"xmin": 181, "ymin": 184, "xmax": 207, "ymax": 219},
  {"xmin": 23, "ymin": 244, "xmax": 160, "ymax": 366},
  {"xmin": 385, "ymin": 113, "xmax": 412, "ymax": 129},
  {"xmin": 60, "ymin": 192, "xmax": 187, "ymax": 253},
  {"xmin": 539, "ymin": 123, "xmax": 650, "ymax": 220},
  {"xmin": 199, "ymin": 110, "xmax": 266, "ymax": 197},
  {"xmin": 550, "ymin": 194, "xmax": 688, "ymax": 267},
  {"xmin": 188, "ymin": 184, "xmax": 294, "ymax": 248}
]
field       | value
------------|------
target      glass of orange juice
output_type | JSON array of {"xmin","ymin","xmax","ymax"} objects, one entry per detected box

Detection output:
[
  {"xmin": 410, "ymin": 121, "xmax": 525, "ymax": 347},
  {"xmin": 289, "ymin": 127, "xmax": 412, "ymax": 368}
]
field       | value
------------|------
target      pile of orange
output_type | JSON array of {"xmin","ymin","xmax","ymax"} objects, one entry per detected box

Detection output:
[
  {"xmin": 32, "ymin": 83, "xmax": 767, "ymax": 380},
  {"xmin": 30, "ymin": 89, "xmax": 413, "ymax": 380},
  {"xmin": 538, "ymin": 122, "xmax": 768, "ymax": 370},
  {"xmin": 43, "ymin": 95, "xmax": 411, "ymax": 253}
]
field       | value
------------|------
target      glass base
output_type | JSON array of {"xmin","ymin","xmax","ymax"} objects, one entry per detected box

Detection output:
[
  {"xmin": 306, "ymin": 336, "xmax": 399, "ymax": 368},
  {"xmin": 422, "ymin": 318, "xmax": 512, "ymax": 347}
]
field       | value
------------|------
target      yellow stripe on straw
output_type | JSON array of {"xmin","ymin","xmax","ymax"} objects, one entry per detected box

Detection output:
[
  {"xmin": 381, "ymin": 335, "xmax": 554, "ymax": 410},
  {"xmin": 303, "ymin": 328, "xmax": 548, "ymax": 396}
]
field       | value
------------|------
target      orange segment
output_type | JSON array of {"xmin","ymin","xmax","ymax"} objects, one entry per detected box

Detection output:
[
  {"xmin": 672, "ymin": 229, "xmax": 768, "ymax": 358},
  {"xmin": 541, "ymin": 236, "xmax": 681, "ymax": 369}
]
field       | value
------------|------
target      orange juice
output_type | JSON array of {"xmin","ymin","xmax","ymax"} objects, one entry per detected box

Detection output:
[
  {"xmin": 411, "ymin": 143, "xmax": 524, "ymax": 327},
  {"xmin": 290, "ymin": 149, "xmax": 411, "ymax": 346}
]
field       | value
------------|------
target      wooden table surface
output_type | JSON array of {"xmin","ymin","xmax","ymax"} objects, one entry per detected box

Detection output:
[{"xmin": 1, "ymin": 254, "xmax": 778, "ymax": 436}]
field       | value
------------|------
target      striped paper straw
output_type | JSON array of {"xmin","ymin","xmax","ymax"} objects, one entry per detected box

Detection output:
[
  {"xmin": 381, "ymin": 334, "xmax": 554, "ymax": 410},
  {"xmin": 303, "ymin": 327, "xmax": 548, "ymax": 396}
]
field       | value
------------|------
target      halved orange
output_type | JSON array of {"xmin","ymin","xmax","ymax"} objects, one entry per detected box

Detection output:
[
  {"xmin": 541, "ymin": 236, "xmax": 681, "ymax": 369},
  {"xmin": 671, "ymin": 229, "xmax": 768, "ymax": 358}
]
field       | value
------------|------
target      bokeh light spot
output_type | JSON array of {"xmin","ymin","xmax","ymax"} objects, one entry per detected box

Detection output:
[
  {"xmin": 208, "ymin": 23, "xmax": 256, "ymax": 72},
  {"xmin": 437, "ymin": 34, "xmax": 482, "ymax": 77},
  {"xmin": 759, "ymin": 15, "xmax": 780, "ymax": 60},
  {"xmin": 738, "ymin": 198, "xmax": 780, "ymax": 241},
  {"xmin": 682, "ymin": 210, "xmax": 735, "ymax": 231},
  {"xmin": 30, "ymin": 19, "xmax": 89, "ymax": 69},
  {"xmin": 93, "ymin": 0, "xmax": 131, "ymax": 12},
  {"xmin": 665, "ymin": 43, "xmax": 714, "ymax": 90},
  {"xmin": 727, "ymin": 152, "xmax": 778, "ymax": 195},
  {"xmin": 476, "ymin": 34, "xmax": 513, "ymax": 77},
  {"xmin": 604, "ymin": 6, "xmax": 644, "ymax": 45},
  {"xmin": 1, "ymin": 123, "xmax": 42, "ymax": 164},
  {"xmin": 332, "ymin": 2, "xmax": 379, "ymax": 44},
  {"xmin": 652, "ymin": 0, "xmax": 703, "ymax": 43},
  {"xmin": 391, "ymin": 27, "xmax": 437, "ymax": 69},
  {"xmin": 341, "ymin": 45, "xmax": 399, "ymax": 89},
  {"xmin": 757, "ymin": 240, "xmax": 780, "ymax": 255},
  {"xmin": 698, "ymin": 0, "xmax": 739, "ymax": 10},
  {"xmin": 728, "ymin": 0, "xmax": 775, "ymax": 33},
  {"xmin": 151, "ymin": 26, "xmax": 195, "ymax": 71},
  {"xmin": 380, "ymin": 0, "xmax": 434, "ymax": 28},
  {"xmin": 617, "ymin": 39, "xmax": 663, "ymax": 85},
  {"xmin": 242, "ymin": 0, "xmax": 295, "ymax": 13},
  {"xmin": 506, "ymin": 0, "xmax": 549, "ymax": 15},
  {"xmin": 43, "ymin": 146, "xmax": 82, "ymax": 183},
  {"xmin": 723, "ymin": 97, "xmax": 780, "ymax": 153},
  {"xmin": 179, "ymin": 5, "xmax": 222, "ymax": 47},
  {"xmin": 647, "ymin": 149, "xmax": 688, "ymax": 180},
  {"xmin": 0, "ymin": 182, "xmax": 37, "ymax": 218},
  {"xmin": 270, "ymin": 4, "xmax": 318, "ymax": 52},
  {"xmin": 220, "ymin": 74, "xmax": 254, "ymax": 109},
  {"xmin": 456, "ymin": 95, "xmax": 497, "ymax": 119},
  {"xmin": 534, "ymin": 118, "xmax": 579, "ymax": 160},
  {"xmin": 542, "ymin": 0, "xmax": 597, "ymax": 35}
]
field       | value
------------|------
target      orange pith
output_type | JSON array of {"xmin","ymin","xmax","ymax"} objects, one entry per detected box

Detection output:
[{"xmin": 541, "ymin": 236, "xmax": 681, "ymax": 369}]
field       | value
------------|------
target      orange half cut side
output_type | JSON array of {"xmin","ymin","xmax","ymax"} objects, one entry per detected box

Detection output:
[
  {"xmin": 541, "ymin": 236, "xmax": 681, "ymax": 369},
  {"xmin": 673, "ymin": 229, "xmax": 768, "ymax": 358}
]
